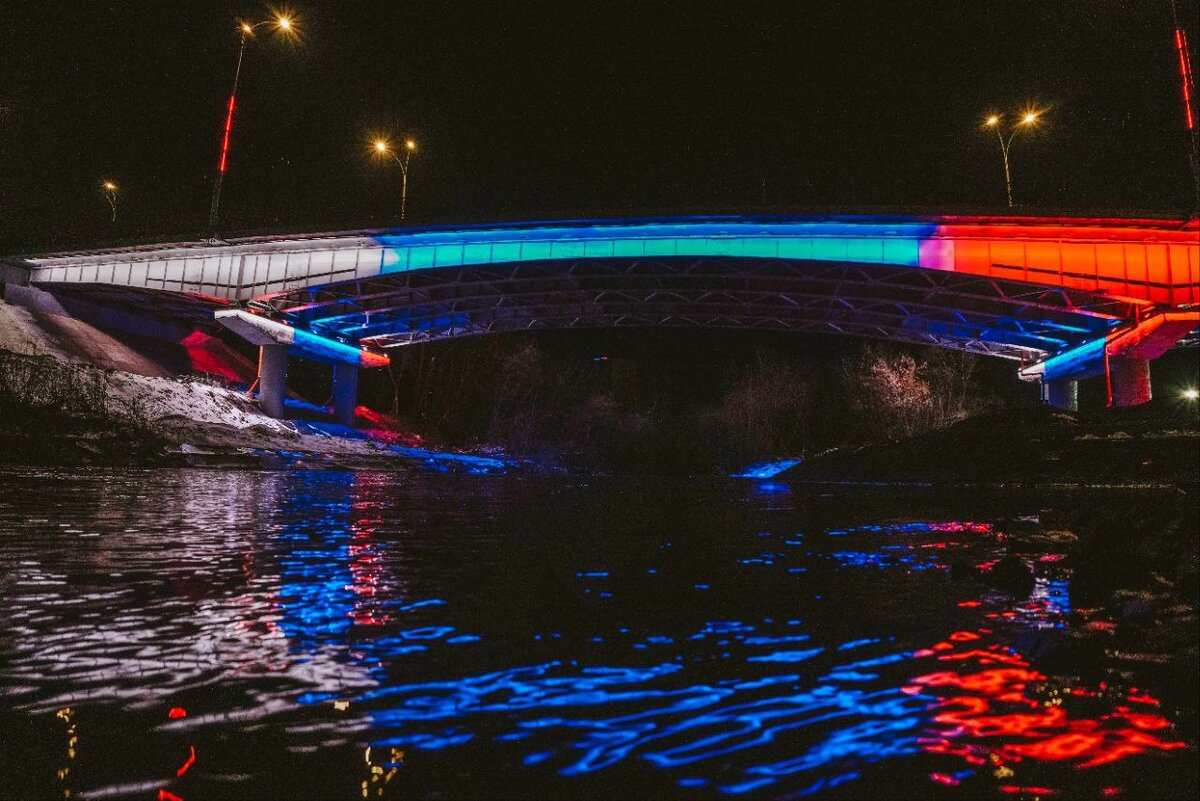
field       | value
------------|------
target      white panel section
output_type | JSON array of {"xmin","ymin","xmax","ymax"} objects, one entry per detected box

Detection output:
[
  {"xmin": 334, "ymin": 248, "xmax": 359, "ymax": 277},
  {"xmin": 356, "ymin": 248, "xmax": 383, "ymax": 278},
  {"xmin": 286, "ymin": 252, "xmax": 310, "ymax": 279},
  {"xmin": 182, "ymin": 258, "xmax": 206, "ymax": 289},
  {"xmin": 166, "ymin": 259, "xmax": 186, "ymax": 290},
  {"xmin": 310, "ymin": 250, "xmax": 334, "ymax": 277},
  {"xmin": 267, "ymin": 253, "xmax": 288, "ymax": 290}
]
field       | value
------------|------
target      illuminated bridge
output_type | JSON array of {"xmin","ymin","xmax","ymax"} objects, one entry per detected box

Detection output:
[{"xmin": 4, "ymin": 215, "xmax": 1197, "ymax": 422}]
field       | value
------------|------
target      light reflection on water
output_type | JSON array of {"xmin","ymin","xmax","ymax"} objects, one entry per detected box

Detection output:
[{"xmin": 0, "ymin": 468, "xmax": 1193, "ymax": 799}]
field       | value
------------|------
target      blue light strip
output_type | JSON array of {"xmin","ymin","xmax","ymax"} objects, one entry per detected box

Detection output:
[
  {"xmin": 374, "ymin": 221, "xmax": 938, "ymax": 275},
  {"xmin": 730, "ymin": 459, "xmax": 803, "ymax": 479},
  {"xmin": 1026, "ymin": 336, "xmax": 1108, "ymax": 383}
]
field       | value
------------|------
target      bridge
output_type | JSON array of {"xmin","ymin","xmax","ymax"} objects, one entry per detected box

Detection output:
[{"xmin": 3, "ymin": 215, "xmax": 1197, "ymax": 423}]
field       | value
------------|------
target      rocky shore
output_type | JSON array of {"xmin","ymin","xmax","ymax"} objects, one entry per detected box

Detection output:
[{"xmin": 0, "ymin": 351, "xmax": 510, "ymax": 472}]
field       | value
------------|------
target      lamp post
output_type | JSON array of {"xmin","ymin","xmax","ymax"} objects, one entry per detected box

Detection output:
[
  {"xmin": 983, "ymin": 111, "xmax": 1041, "ymax": 208},
  {"xmin": 100, "ymin": 180, "xmax": 118, "ymax": 222},
  {"xmin": 372, "ymin": 138, "xmax": 417, "ymax": 222},
  {"xmin": 207, "ymin": 14, "xmax": 295, "ymax": 235}
]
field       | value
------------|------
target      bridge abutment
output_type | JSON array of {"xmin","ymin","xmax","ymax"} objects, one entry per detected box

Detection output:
[
  {"xmin": 1040, "ymin": 380, "xmax": 1078, "ymax": 412},
  {"xmin": 257, "ymin": 344, "xmax": 289, "ymax": 419},
  {"xmin": 331, "ymin": 364, "xmax": 359, "ymax": 428},
  {"xmin": 1108, "ymin": 356, "xmax": 1152, "ymax": 407}
]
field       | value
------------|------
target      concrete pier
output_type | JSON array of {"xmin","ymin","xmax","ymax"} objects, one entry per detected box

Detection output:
[
  {"xmin": 1109, "ymin": 356, "xmax": 1152, "ymax": 407},
  {"xmin": 258, "ymin": 344, "xmax": 289, "ymax": 419},
  {"xmin": 331, "ymin": 364, "xmax": 359, "ymax": 428},
  {"xmin": 1040, "ymin": 380, "xmax": 1078, "ymax": 412}
]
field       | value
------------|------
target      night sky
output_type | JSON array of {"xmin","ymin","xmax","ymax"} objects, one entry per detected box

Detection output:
[{"xmin": 2, "ymin": 1, "xmax": 1198, "ymax": 252}]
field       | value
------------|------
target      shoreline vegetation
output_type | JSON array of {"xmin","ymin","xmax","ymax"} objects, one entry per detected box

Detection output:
[{"xmin": 1, "ymin": 345, "xmax": 1196, "ymax": 490}]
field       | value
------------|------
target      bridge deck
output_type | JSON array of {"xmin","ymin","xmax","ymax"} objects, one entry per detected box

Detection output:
[
  {"xmin": 7, "ymin": 215, "xmax": 1197, "ymax": 362},
  {"xmin": 13, "ymin": 216, "xmax": 1198, "ymax": 307}
]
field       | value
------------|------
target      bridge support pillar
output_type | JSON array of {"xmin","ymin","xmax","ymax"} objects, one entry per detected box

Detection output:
[
  {"xmin": 1108, "ymin": 356, "xmax": 1152, "ymax": 407},
  {"xmin": 258, "ymin": 344, "xmax": 289, "ymax": 419},
  {"xmin": 1040, "ymin": 380, "xmax": 1078, "ymax": 412},
  {"xmin": 331, "ymin": 364, "xmax": 359, "ymax": 428}
]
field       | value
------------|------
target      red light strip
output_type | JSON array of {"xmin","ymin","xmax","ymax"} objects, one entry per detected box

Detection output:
[
  {"xmin": 218, "ymin": 94, "xmax": 237, "ymax": 173},
  {"xmin": 176, "ymin": 745, "xmax": 196, "ymax": 777},
  {"xmin": 1176, "ymin": 28, "xmax": 1197, "ymax": 131}
]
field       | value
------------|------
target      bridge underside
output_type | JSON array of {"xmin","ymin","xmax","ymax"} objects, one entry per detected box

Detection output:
[{"xmin": 259, "ymin": 258, "xmax": 1129, "ymax": 361}]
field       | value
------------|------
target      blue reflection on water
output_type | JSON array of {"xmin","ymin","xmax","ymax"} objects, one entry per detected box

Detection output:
[{"xmin": 268, "ymin": 479, "xmax": 1006, "ymax": 796}]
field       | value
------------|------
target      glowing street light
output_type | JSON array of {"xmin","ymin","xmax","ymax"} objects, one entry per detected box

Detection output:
[
  {"xmin": 100, "ymin": 180, "xmax": 118, "ymax": 222},
  {"xmin": 982, "ymin": 110, "xmax": 1042, "ymax": 208},
  {"xmin": 207, "ymin": 13, "xmax": 297, "ymax": 235},
  {"xmin": 1184, "ymin": 387, "xmax": 1199, "ymax": 401},
  {"xmin": 372, "ymin": 136, "xmax": 417, "ymax": 222}
]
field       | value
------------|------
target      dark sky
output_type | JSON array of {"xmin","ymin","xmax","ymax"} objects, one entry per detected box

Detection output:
[{"xmin": 2, "ymin": 0, "xmax": 1198, "ymax": 252}]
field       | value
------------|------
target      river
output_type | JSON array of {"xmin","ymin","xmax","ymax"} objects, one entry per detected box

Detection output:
[{"xmin": 0, "ymin": 468, "xmax": 1195, "ymax": 799}]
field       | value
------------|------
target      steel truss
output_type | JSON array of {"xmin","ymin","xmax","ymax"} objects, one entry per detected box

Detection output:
[{"xmin": 262, "ymin": 258, "xmax": 1134, "ymax": 361}]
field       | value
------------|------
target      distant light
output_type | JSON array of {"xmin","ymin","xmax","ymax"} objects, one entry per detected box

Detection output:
[
  {"xmin": 405, "ymin": 139, "xmax": 416, "ymax": 151},
  {"xmin": 374, "ymin": 139, "xmax": 389, "ymax": 153},
  {"xmin": 1021, "ymin": 112, "xmax": 1039, "ymax": 125},
  {"xmin": 102, "ymin": 180, "xmax": 117, "ymax": 191},
  {"xmin": 277, "ymin": 16, "xmax": 292, "ymax": 30},
  {"xmin": 241, "ymin": 21, "xmax": 253, "ymax": 33},
  {"xmin": 1184, "ymin": 388, "xmax": 1199, "ymax": 400},
  {"xmin": 985, "ymin": 115, "xmax": 1000, "ymax": 126}
]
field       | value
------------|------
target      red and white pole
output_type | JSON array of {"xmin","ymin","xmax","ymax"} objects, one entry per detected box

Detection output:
[
  {"xmin": 208, "ymin": 32, "xmax": 249, "ymax": 235},
  {"xmin": 1171, "ymin": 1, "xmax": 1200, "ymax": 205}
]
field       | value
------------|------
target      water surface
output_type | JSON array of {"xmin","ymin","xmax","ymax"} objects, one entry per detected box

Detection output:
[{"xmin": 0, "ymin": 468, "xmax": 1195, "ymax": 799}]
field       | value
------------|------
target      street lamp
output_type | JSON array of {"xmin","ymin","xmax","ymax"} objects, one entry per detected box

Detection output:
[
  {"xmin": 207, "ymin": 14, "xmax": 296, "ymax": 235},
  {"xmin": 982, "ymin": 110, "xmax": 1041, "ymax": 208},
  {"xmin": 100, "ymin": 180, "xmax": 118, "ymax": 222},
  {"xmin": 372, "ymin": 137, "xmax": 417, "ymax": 222},
  {"xmin": 1184, "ymin": 388, "xmax": 1199, "ymax": 400}
]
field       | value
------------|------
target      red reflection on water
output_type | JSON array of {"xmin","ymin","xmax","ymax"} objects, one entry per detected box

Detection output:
[
  {"xmin": 347, "ymin": 502, "xmax": 392, "ymax": 626},
  {"xmin": 168, "ymin": 707, "xmax": 187, "ymax": 719},
  {"xmin": 930, "ymin": 772, "xmax": 961, "ymax": 786},
  {"xmin": 929, "ymin": 523, "xmax": 993, "ymax": 534},
  {"xmin": 999, "ymin": 786, "xmax": 1056, "ymax": 795},
  {"xmin": 937, "ymin": 648, "xmax": 1030, "ymax": 666},
  {"xmin": 913, "ymin": 612, "xmax": 1187, "ymax": 784}
]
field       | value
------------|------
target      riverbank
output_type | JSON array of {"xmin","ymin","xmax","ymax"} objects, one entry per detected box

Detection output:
[
  {"xmin": 785, "ymin": 405, "xmax": 1200, "ymax": 490},
  {"xmin": 0, "ymin": 351, "xmax": 512, "ymax": 472}
]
